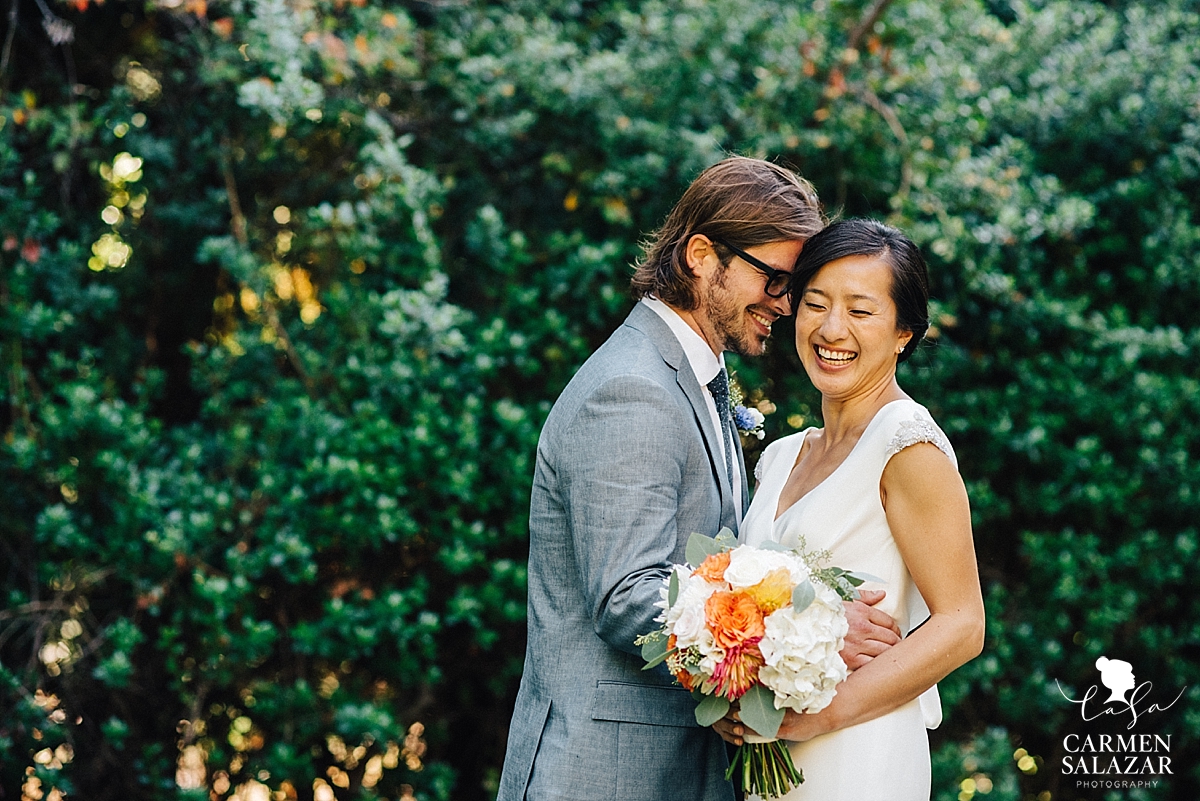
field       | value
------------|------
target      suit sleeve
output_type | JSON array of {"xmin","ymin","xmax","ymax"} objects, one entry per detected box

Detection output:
[{"xmin": 557, "ymin": 373, "xmax": 696, "ymax": 655}]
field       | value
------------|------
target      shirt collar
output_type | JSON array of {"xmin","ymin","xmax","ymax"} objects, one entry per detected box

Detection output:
[{"xmin": 640, "ymin": 296, "xmax": 725, "ymax": 385}]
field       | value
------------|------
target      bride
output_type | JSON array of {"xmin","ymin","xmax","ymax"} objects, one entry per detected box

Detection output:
[{"xmin": 717, "ymin": 219, "xmax": 985, "ymax": 799}]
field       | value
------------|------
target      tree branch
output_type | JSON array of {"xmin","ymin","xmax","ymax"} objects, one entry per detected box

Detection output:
[
  {"xmin": 811, "ymin": 0, "xmax": 898, "ymax": 116},
  {"xmin": 853, "ymin": 83, "xmax": 913, "ymax": 202},
  {"xmin": 0, "ymin": 0, "xmax": 17, "ymax": 88},
  {"xmin": 847, "ymin": 0, "xmax": 896, "ymax": 54},
  {"xmin": 1, "ymin": 264, "xmax": 35, "ymax": 438},
  {"xmin": 805, "ymin": 0, "xmax": 909, "ymax": 204},
  {"xmin": 218, "ymin": 140, "xmax": 318, "ymax": 399}
]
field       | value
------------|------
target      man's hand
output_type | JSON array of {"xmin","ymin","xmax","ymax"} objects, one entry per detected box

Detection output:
[
  {"xmin": 712, "ymin": 714, "xmax": 745, "ymax": 746},
  {"xmin": 840, "ymin": 589, "xmax": 901, "ymax": 670}
]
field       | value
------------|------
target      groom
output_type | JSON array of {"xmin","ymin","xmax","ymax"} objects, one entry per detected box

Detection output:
[{"xmin": 498, "ymin": 157, "xmax": 900, "ymax": 801}]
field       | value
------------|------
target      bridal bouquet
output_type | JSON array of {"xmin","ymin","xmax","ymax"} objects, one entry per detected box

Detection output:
[{"xmin": 637, "ymin": 529, "xmax": 868, "ymax": 800}]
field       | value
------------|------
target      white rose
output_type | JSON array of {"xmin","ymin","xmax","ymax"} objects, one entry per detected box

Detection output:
[
  {"xmin": 660, "ymin": 567, "xmax": 714, "ymax": 624},
  {"xmin": 663, "ymin": 570, "xmax": 722, "ymax": 645},
  {"xmin": 671, "ymin": 598, "xmax": 708, "ymax": 648},
  {"xmin": 723, "ymin": 545, "xmax": 808, "ymax": 590}
]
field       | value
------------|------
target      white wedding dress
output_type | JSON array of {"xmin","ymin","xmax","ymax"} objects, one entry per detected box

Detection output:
[{"xmin": 740, "ymin": 399, "xmax": 955, "ymax": 801}]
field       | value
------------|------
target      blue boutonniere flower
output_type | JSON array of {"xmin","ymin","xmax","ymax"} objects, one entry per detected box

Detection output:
[
  {"xmin": 728, "ymin": 375, "xmax": 767, "ymax": 440},
  {"xmin": 733, "ymin": 404, "xmax": 766, "ymax": 440}
]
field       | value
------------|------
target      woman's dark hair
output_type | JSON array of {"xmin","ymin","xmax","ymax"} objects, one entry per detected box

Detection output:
[
  {"xmin": 789, "ymin": 218, "xmax": 930, "ymax": 364},
  {"xmin": 632, "ymin": 156, "xmax": 825, "ymax": 310}
]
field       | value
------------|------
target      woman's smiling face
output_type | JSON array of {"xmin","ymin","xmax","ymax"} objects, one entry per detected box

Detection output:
[{"xmin": 794, "ymin": 254, "xmax": 913, "ymax": 401}]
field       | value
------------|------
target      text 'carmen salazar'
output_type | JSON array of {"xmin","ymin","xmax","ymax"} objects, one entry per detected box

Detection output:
[{"xmin": 1061, "ymin": 733, "xmax": 1171, "ymax": 776}]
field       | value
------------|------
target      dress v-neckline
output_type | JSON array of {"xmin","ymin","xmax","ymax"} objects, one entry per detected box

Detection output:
[{"xmin": 772, "ymin": 399, "xmax": 907, "ymax": 523}]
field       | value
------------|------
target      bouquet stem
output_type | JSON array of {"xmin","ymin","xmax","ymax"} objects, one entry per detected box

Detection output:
[{"xmin": 725, "ymin": 739, "xmax": 803, "ymax": 799}]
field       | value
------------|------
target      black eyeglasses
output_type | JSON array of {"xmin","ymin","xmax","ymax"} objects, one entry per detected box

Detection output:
[{"xmin": 710, "ymin": 237, "xmax": 793, "ymax": 298}]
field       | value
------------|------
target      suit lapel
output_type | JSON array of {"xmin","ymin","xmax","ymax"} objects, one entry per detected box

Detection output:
[
  {"xmin": 731, "ymin": 418, "xmax": 750, "ymax": 512},
  {"xmin": 624, "ymin": 303, "xmax": 740, "ymax": 528}
]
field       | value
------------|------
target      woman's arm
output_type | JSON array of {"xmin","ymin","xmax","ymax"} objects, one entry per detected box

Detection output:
[{"xmin": 770, "ymin": 439, "xmax": 985, "ymax": 741}]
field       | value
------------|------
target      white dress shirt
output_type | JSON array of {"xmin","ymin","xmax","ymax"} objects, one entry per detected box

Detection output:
[{"xmin": 641, "ymin": 297, "xmax": 743, "ymax": 523}]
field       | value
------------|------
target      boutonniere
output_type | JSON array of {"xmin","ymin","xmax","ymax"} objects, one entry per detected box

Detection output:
[{"xmin": 728, "ymin": 375, "xmax": 766, "ymax": 440}]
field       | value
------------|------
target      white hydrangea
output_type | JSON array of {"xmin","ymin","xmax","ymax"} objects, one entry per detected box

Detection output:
[{"xmin": 757, "ymin": 583, "xmax": 849, "ymax": 713}]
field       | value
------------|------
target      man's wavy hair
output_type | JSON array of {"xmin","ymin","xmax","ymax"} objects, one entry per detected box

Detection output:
[{"xmin": 631, "ymin": 157, "xmax": 825, "ymax": 310}]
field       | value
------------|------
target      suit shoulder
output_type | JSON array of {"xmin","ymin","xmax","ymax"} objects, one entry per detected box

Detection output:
[
  {"xmin": 561, "ymin": 324, "xmax": 677, "ymax": 397},
  {"xmin": 540, "ymin": 327, "xmax": 691, "ymax": 445}
]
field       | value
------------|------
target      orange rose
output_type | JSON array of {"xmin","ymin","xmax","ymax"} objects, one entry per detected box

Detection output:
[
  {"xmin": 704, "ymin": 590, "xmax": 766, "ymax": 650},
  {"xmin": 694, "ymin": 551, "xmax": 731, "ymax": 583}
]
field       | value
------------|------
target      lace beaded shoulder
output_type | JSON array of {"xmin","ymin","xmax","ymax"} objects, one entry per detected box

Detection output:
[{"xmin": 884, "ymin": 408, "xmax": 957, "ymax": 468}]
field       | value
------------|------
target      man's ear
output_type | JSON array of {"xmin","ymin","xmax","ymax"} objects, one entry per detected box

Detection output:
[{"xmin": 684, "ymin": 234, "xmax": 719, "ymax": 279}]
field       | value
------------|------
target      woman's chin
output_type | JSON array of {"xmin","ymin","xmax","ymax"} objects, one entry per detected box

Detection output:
[{"xmin": 803, "ymin": 361, "xmax": 854, "ymax": 389}]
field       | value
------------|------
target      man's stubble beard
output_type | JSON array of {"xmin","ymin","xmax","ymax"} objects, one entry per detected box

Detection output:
[{"xmin": 703, "ymin": 267, "xmax": 768, "ymax": 358}]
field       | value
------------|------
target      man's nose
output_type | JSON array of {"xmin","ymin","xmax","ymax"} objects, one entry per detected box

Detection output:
[{"xmin": 769, "ymin": 289, "xmax": 791, "ymax": 317}]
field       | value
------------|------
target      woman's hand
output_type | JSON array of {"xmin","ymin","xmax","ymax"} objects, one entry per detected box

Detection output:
[
  {"xmin": 713, "ymin": 704, "xmax": 833, "ymax": 745},
  {"xmin": 775, "ymin": 707, "xmax": 832, "ymax": 743}
]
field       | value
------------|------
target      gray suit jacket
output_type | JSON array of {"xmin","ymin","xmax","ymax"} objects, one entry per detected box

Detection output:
[{"xmin": 498, "ymin": 302, "xmax": 747, "ymax": 801}]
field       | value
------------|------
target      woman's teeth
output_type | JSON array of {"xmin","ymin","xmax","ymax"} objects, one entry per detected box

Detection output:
[{"xmin": 816, "ymin": 345, "xmax": 856, "ymax": 364}]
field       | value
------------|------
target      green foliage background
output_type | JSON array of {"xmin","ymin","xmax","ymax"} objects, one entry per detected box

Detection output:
[{"xmin": 2, "ymin": 0, "xmax": 1198, "ymax": 799}]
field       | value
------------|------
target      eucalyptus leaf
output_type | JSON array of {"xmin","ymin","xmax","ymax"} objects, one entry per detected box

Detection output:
[
  {"xmin": 686, "ymin": 532, "xmax": 721, "ymax": 566},
  {"xmin": 791, "ymin": 580, "xmax": 816, "ymax": 613},
  {"xmin": 846, "ymin": 571, "xmax": 886, "ymax": 586},
  {"xmin": 640, "ymin": 634, "xmax": 667, "ymax": 665},
  {"xmin": 714, "ymin": 527, "xmax": 737, "ymax": 548},
  {"xmin": 694, "ymin": 693, "xmax": 732, "ymax": 727},
  {"xmin": 668, "ymin": 570, "xmax": 680, "ymax": 607},
  {"xmin": 641, "ymin": 645, "xmax": 678, "ymax": 671},
  {"xmin": 737, "ymin": 683, "xmax": 785, "ymax": 740}
]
